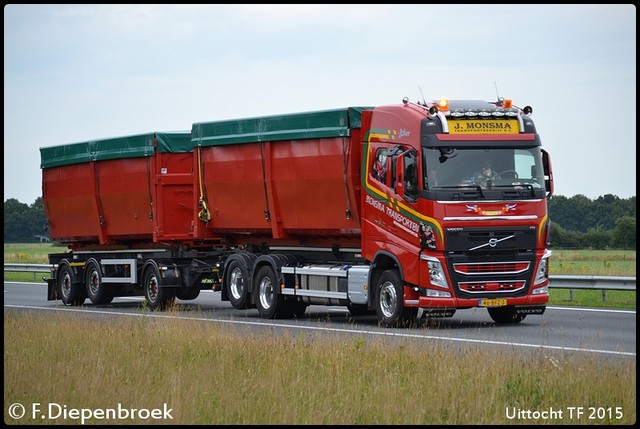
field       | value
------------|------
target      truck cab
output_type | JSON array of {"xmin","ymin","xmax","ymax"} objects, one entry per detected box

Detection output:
[{"xmin": 361, "ymin": 97, "xmax": 553, "ymax": 325}]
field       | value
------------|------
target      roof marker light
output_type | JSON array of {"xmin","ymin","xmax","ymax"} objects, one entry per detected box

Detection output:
[
  {"xmin": 504, "ymin": 99, "xmax": 513, "ymax": 108},
  {"xmin": 438, "ymin": 99, "xmax": 449, "ymax": 110}
]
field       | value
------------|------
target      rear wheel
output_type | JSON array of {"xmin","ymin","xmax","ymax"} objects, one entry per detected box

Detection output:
[
  {"xmin": 226, "ymin": 260, "xmax": 250, "ymax": 309},
  {"xmin": 254, "ymin": 265, "xmax": 287, "ymax": 319},
  {"xmin": 143, "ymin": 265, "xmax": 176, "ymax": 311},
  {"xmin": 375, "ymin": 270, "xmax": 418, "ymax": 328},
  {"xmin": 488, "ymin": 306, "xmax": 526, "ymax": 324},
  {"xmin": 59, "ymin": 264, "xmax": 86, "ymax": 306},
  {"xmin": 85, "ymin": 260, "xmax": 114, "ymax": 305}
]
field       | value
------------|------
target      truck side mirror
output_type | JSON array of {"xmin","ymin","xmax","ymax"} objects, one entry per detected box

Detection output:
[{"xmin": 542, "ymin": 149, "xmax": 554, "ymax": 197}]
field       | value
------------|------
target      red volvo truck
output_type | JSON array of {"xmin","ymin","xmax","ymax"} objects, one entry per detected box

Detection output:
[{"xmin": 41, "ymin": 96, "xmax": 554, "ymax": 327}]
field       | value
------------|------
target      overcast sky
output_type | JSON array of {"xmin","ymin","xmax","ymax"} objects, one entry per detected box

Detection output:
[{"xmin": 4, "ymin": 4, "xmax": 636, "ymax": 205}]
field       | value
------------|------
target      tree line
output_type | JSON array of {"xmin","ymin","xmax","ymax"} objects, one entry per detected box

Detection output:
[
  {"xmin": 548, "ymin": 194, "xmax": 635, "ymax": 250},
  {"xmin": 3, "ymin": 194, "xmax": 637, "ymax": 250}
]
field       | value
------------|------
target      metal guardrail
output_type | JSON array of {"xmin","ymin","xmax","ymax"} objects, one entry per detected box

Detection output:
[
  {"xmin": 4, "ymin": 263, "xmax": 635, "ymax": 300},
  {"xmin": 4, "ymin": 263, "xmax": 55, "ymax": 273},
  {"xmin": 549, "ymin": 275, "xmax": 636, "ymax": 291}
]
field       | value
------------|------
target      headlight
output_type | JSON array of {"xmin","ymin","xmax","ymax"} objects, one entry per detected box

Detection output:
[
  {"xmin": 534, "ymin": 250, "xmax": 552, "ymax": 285},
  {"xmin": 420, "ymin": 254, "xmax": 449, "ymax": 289}
]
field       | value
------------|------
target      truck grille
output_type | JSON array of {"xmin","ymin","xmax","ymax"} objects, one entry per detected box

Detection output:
[
  {"xmin": 453, "ymin": 261, "xmax": 530, "ymax": 275},
  {"xmin": 444, "ymin": 226, "xmax": 537, "ymax": 299}
]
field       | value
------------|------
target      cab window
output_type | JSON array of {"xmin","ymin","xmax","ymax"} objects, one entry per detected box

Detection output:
[
  {"xmin": 371, "ymin": 148, "xmax": 388, "ymax": 185},
  {"xmin": 404, "ymin": 149, "xmax": 418, "ymax": 202}
]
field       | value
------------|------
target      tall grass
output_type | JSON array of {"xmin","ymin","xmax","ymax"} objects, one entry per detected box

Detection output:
[
  {"xmin": 3, "ymin": 242, "xmax": 67, "ymax": 264},
  {"xmin": 4, "ymin": 311, "xmax": 636, "ymax": 425},
  {"xmin": 550, "ymin": 249, "xmax": 636, "ymax": 277}
]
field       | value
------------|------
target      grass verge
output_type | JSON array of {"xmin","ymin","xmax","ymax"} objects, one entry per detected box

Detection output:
[{"xmin": 4, "ymin": 310, "xmax": 636, "ymax": 425}]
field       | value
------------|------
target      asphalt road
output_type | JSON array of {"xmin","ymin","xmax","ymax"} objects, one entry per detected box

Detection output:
[{"xmin": 4, "ymin": 281, "xmax": 636, "ymax": 359}]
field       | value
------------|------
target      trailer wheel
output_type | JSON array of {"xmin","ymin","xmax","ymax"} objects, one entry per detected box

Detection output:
[
  {"xmin": 254, "ymin": 265, "xmax": 286, "ymax": 319},
  {"xmin": 226, "ymin": 260, "xmax": 250, "ymax": 309},
  {"xmin": 58, "ymin": 264, "xmax": 86, "ymax": 306},
  {"xmin": 143, "ymin": 265, "xmax": 176, "ymax": 311},
  {"xmin": 375, "ymin": 270, "xmax": 418, "ymax": 328},
  {"xmin": 85, "ymin": 261, "xmax": 114, "ymax": 305},
  {"xmin": 488, "ymin": 306, "xmax": 526, "ymax": 324}
]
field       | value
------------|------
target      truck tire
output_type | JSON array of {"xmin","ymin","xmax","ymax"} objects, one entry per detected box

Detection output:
[
  {"xmin": 487, "ymin": 306, "xmax": 526, "ymax": 324},
  {"xmin": 375, "ymin": 270, "xmax": 418, "ymax": 328},
  {"xmin": 225, "ymin": 259, "xmax": 250, "ymax": 309},
  {"xmin": 143, "ymin": 265, "xmax": 176, "ymax": 311},
  {"xmin": 85, "ymin": 260, "xmax": 114, "ymax": 305},
  {"xmin": 58, "ymin": 264, "xmax": 86, "ymax": 306},
  {"xmin": 254, "ymin": 265, "xmax": 286, "ymax": 319}
]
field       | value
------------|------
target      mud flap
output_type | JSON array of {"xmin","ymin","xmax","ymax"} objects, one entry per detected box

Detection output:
[{"xmin": 47, "ymin": 278, "xmax": 58, "ymax": 301}]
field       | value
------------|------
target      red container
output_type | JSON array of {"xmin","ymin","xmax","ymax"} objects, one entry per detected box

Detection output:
[
  {"xmin": 41, "ymin": 108, "xmax": 371, "ymax": 249},
  {"xmin": 41, "ymin": 132, "xmax": 193, "ymax": 246},
  {"xmin": 191, "ymin": 107, "xmax": 369, "ymax": 247}
]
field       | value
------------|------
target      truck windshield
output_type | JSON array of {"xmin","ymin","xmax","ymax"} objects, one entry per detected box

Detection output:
[{"xmin": 423, "ymin": 147, "xmax": 545, "ymax": 192}]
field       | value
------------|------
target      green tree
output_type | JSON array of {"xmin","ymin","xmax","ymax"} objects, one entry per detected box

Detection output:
[
  {"xmin": 611, "ymin": 216, "xmax": 636, "ymax": 250},
  {"xmin": 549, "ymin": 222, "xmax": 585, "ymax": 249},
  {"xmin": 28, "ymin": 197, "xmax": 49, "ymax": 239},
  {"xmin": 4, "ymin": 198, "xmax": 31, "ymax": 242},
  {"xmin": 584, "ymin": 227, "xmax": 612, "ymax": 250}
]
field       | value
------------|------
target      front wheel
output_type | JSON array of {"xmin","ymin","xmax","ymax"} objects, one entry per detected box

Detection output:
[
  {"xmin": 488, "ymin": 306, "xmax": 526, "ymax": 324},
  {"xmin": 143, "ymin": 265, "xmax": 176, "ymax": 311},
  {"xmin": 375, "ymin": 270, "xmax": 418, "ymax": 328}
]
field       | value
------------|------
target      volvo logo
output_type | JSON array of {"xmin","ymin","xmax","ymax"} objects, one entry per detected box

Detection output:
[{"xmin": 469, "ymin": 235, "xmax": 515, "ymax": 251}]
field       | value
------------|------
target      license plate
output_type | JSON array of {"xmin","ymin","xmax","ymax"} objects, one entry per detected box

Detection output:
[{"xmin": 479, "ymin": 298, "xmax": 507, "ymax": 307}]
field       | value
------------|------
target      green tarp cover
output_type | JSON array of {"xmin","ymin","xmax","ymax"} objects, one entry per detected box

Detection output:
[
  {"xmin": 155, "ymin": 132, "xmax": 192, "ymax": 153},
  {"xmin": 191, "ymin": 107, "xmax": 372, "ymax": 147},
  {"xmin": 40, "ymin": 131, "xmax": 191, "ymax": 169}
]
